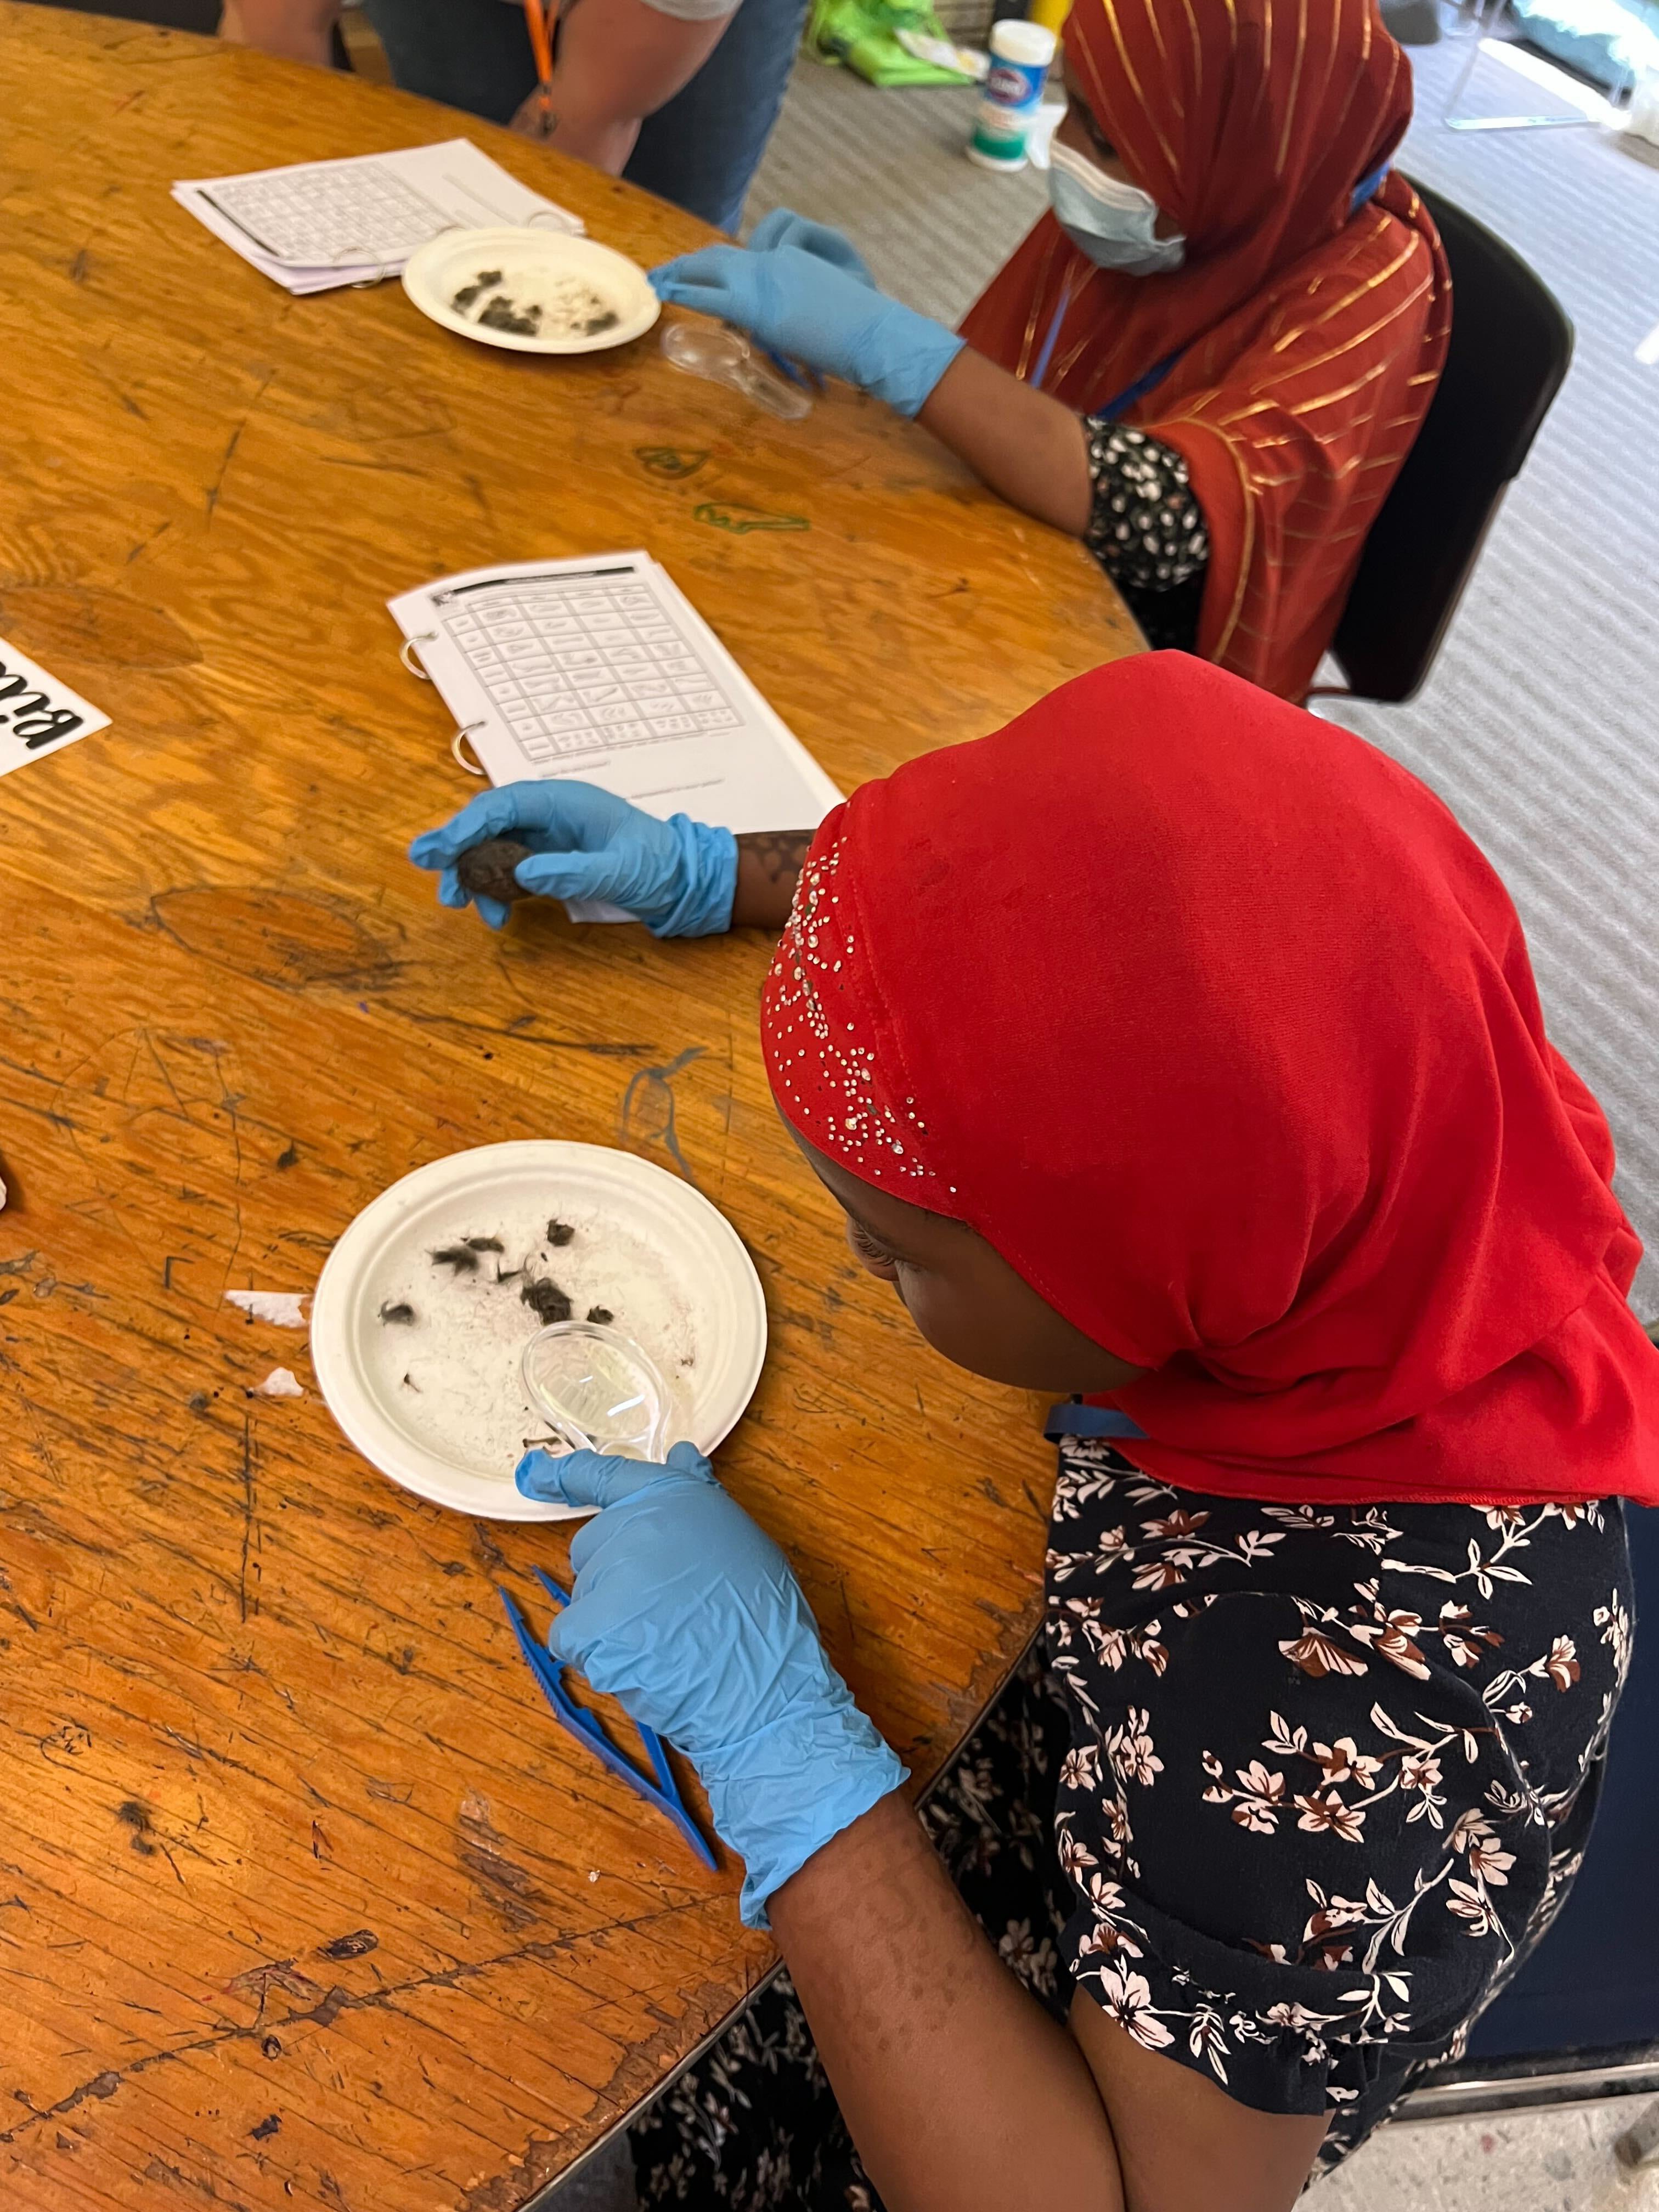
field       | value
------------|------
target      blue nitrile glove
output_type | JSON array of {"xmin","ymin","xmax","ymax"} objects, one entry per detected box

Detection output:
[
  {"xmin": 516, "ymin": 1441, "xmax": 907, "ymax": 1927},
  {"xmin": 407, "ymin": 782, "xmax": 736, "ymax": 936},
  {"xmin": 746, "ymin": 207, "xmax": 877, "ymax": 286},
  {"xmin": 651, "ymin": 225, "xmax": 964, "ymax": 420}
]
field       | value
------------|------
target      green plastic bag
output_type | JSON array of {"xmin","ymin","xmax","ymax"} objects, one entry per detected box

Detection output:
[{"xmin": 805, "ymin": 0, "xmax": 979, "ymax": 85}]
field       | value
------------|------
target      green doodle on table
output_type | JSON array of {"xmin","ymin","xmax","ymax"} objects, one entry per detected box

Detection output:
[{"xmin": 692, "ymin": 501, "xmax": 809, "ymax": 535}]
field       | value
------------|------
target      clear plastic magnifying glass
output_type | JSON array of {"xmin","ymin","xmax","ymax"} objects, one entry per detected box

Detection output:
[
  {"xmin": 661, "ymin": 320, "xmax": 814, "ymax": 421},
  {"xmin": 521, "ymin": 1319, "xmax": 674, "ymax": 1460}
]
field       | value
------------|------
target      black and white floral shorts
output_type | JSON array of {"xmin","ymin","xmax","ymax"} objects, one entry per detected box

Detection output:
[{"xmin": 628, "ymin": 1446, "xmax": 1634, "ymax": 2207}]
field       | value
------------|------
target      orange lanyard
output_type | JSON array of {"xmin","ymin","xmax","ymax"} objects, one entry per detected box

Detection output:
[{"xmin": 522, "ymin": 0, "xmax": 556, "ymax": 117}]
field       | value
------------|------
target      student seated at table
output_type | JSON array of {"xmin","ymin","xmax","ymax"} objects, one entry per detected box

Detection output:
[
  {"xmin": 650, "ymin": 0, "xmax": 1452, "ymax": 701},
  {"xmin": 410, "ymin": 653, "xmax": 1659, "ymax": 2211}
]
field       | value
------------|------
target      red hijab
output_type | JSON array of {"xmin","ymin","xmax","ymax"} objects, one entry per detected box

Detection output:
[
  {"xmin": 961, "ymin": 0, "xmax": 1452, "ymax": 702},
  {"xmin": 760, "ymin": 656, "xmax": 1659, "ymax": 1508}
]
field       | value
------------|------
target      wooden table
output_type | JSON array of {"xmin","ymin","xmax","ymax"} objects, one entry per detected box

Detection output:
[{"xmin": 0, "ymin": 14, "xmax": 1140, "ymax": 2206}]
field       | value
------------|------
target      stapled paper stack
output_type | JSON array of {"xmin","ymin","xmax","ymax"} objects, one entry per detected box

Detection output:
[{"xmin": 173, "ymin": 139, "xmax": 582, "ymax": 295}]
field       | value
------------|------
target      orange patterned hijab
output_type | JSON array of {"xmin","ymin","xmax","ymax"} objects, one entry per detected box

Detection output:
[{"xmin": 960, "ymin": 0, "xmax": 1452, "ymax": 699}]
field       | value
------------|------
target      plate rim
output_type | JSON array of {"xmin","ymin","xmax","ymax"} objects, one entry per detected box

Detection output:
[
  {"xmin": 401, "ymin": 227, "xmax": 662, "ymax": 356},
  {"xmin": 309, "ymin": 1140, "xmax": 767, "ymax": 1521}
]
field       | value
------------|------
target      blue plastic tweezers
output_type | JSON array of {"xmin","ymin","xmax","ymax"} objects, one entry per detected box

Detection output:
[{"xmin": 498, "ymin": 1567, "xmax": 718, "ymax": 1872}]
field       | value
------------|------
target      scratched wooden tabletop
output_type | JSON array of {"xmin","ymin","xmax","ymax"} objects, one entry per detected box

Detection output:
[{"xmin": 0, "ymin": 13, "xmax": 1140, "ymax": 2207}]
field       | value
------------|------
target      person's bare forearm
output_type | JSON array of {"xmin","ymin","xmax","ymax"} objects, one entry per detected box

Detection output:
[
  {"xmin": 732, "ymin": 830, "xmax": 811, "ymax": 929},
  {"xmin": 513, "ymin": 0, "xmax": 732, "ymax": 163},
  {"xmin": 769, "ymin": 1793, "xmax": 1124, "ymax": 2212},
  {"xmin": 918, "ymin": 347, "xmax": 1094, "ymax": 535},
  {"xmin": 218, "ymin": 0, "xmax": 337, "ymax": 65}
]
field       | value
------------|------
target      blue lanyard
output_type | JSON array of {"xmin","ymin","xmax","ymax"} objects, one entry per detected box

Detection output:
[
  {"xmin": 1030, "ymin": 165, "xmax": 1392, "ymax": 409},
  {"xmin": 1045, "ymin": 1400, "xmax": 1148, "ymax": 1442},
  {"xmin": 1031, "ymin": 290, "xmax": 1180, "ymax": 412},
  {"xmin": 1349, "ymin": 160, "xmax": 1391, "ymax": 215}
]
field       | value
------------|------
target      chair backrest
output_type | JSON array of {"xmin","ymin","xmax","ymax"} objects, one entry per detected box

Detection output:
[{"xmin": 1328, "ymin": 180, "xmax": 1573, "ymax": 704}]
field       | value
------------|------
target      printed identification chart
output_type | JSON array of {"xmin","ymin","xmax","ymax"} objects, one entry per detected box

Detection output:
[
  {"xmin": 174, "ymin": 140, "xmax": 582, "ymax": 295},
  {"xmin": 388, "ymin": 554, "xmax": 840, "ymax": 833},
  {"xmin": 0, "ymin": 636, "xmax": 109, "ymax": 780}
]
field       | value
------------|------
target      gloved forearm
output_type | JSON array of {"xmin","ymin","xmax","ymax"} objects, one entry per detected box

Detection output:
[
  {"xmin": 409, "ymin": 782, "xmax": 737, "ymax": 935},
  {"xmin": 516, "ymin": 1442, "xmax": 907, "ymax": 1927}
]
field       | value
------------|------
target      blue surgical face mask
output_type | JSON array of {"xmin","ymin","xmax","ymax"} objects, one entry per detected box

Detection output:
[{"xmin": 1047, "ymin": 140, "xmax": 1186, "ymax": 275}]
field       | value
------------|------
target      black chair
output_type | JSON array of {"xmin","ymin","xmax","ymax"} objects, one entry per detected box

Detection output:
[
  {"xmin": 1399, "ymin": 1321, "xmax": 1659, "ymax": 2136},
  {"xmin": 1325, "ymin": 180, "xmax": 1573, "ymax": 703},
  {"xmin": 1400, "ymin": 1499, "xmax": 1659, "ymax": 2125}
]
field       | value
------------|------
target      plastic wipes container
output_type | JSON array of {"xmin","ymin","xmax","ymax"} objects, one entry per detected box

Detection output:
[{"xmin": 967, "ymin": 20, "xmax": 1058, "ymax": 172}]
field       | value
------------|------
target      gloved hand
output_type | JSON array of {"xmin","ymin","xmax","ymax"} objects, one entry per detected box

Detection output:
[
  {"xmin": 516, "ymin": 1441, "xmax": 907, "ymax": 1927},
  {"xmin": 650, "ymin": 213, "xmax": 965, "ymax": 420},
  {"xmin": 407, "ymin": 782, "xmax": 737, "ymax": 935},
  {"xmin": 746, "ymin": 207, "xmax": 877, "ymax": 286}
]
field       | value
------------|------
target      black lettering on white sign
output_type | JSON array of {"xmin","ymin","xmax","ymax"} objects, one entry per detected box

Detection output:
[{"xmin": 0, "ymin": 639, "xmax": 109, "ymax": 778}]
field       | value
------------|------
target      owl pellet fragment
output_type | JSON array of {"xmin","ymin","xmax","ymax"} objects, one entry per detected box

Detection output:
[
  {"xmin": 456, "ymin": 839, "xmax": 533, "ymax": 907},
  {"xmin": 546, "ymin": 1220, "xmax": 575, "ymax": 1246},
  {"xmin": 521, "ymin": 1279, "xmax": 572, "ymax": 1324},
  {"xmin": 585, "ymin": 1306, "xmax": 613, "ymax": 1325},
  {"xmin": 430, "ymin": 1245, "xmax": 480, "ymax": 1275},
  {"xmin": 450, "ymin": 269, "xmax": 503, "ymax": 311}
]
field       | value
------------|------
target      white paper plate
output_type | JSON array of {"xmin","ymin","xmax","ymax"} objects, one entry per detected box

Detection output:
[
  {"xmin": 311, "ymin": 1142, "xmax": 766, "ymax": 1520},
  {"xmin": 401, "ymin": 227, "xmax": 660, "ymax": 355}
]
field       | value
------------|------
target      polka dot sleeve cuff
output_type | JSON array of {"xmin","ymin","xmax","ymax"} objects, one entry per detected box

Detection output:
[{"xmin": 1083, "ymin": 421, "xmax": 1210, "ymax": 652}]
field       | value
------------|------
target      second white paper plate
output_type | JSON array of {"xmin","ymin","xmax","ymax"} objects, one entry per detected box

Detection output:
[{"xmin": 402, "ymin": 227, "xmax": 660, "ymax": 354}]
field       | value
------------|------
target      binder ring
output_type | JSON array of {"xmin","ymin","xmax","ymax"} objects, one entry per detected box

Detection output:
[
  {"xmin": 451, "ymin": 723, "xmax": 487, "ymax": 776},
  {"xmin": 329, "ymin": 240, "xmax": 392, "ymax": 290},
  {"xmin": 400, "ymin": 633, "xmax": 436, "ymax": 679}
]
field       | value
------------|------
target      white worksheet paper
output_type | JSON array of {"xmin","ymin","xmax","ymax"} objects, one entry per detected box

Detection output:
[
  {"xmin": 173, "ymin": 140, "xmax": 582, "ymax": 296},
  {"xmin": 388, "ymin": 554, "xmax": 842, "ymax": 837},
  {"xmin": 0, "ymin": 636, "xmax": 109, "ymax": 781}
]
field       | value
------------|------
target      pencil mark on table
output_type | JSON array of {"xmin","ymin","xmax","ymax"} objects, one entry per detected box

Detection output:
[
  {"xmin": 151, "ymin": 887, "xmax": 404, "ymax": 992},
  {"xmin": 0, "ymin": 1901, "xmax": 708, "ymax": 2146},
  {"xmin": 396, "ymin": 1007, "xmax": 654, "ymax": 1056},
  {"xmin": 619, "ymin": 1046, "xmax": 707, "ymax": 1184},
  {"xmin": 320, "ymin": 456, "xmax": 426, "ymax": 477},
  {"xmin": 125, "ymin": 515, "xmax": 172, "ymax": 563},
  {"xmin": 205, "ymin": 365, "xmax": 276, "ymax": 519},
  {"xmin": 458, "ymin": 1790, "xmax": 547, "ymax": 1929}
]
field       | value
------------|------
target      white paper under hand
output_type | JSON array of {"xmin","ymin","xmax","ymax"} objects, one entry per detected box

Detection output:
[{"xmin": 390, "ymin": 552, "xmax": 840, "ymax": 926}]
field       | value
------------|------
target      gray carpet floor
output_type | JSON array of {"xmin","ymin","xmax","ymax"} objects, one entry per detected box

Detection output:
[{"xmin": 747, "ymin": 29, "xmax": 1659, "ymax": 1313}]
